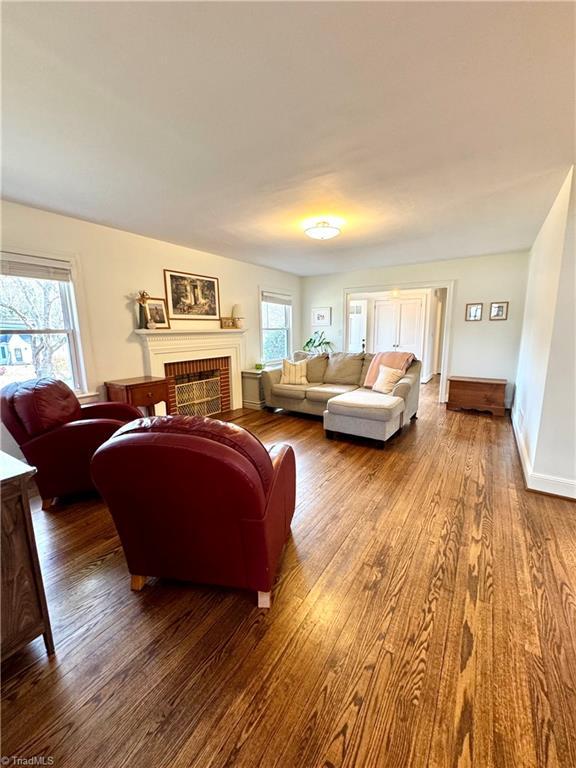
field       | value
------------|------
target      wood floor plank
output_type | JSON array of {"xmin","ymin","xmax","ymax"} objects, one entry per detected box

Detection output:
[{"xmin": 2, "ymin": 378, "xmax": 575, "ymax": 768}]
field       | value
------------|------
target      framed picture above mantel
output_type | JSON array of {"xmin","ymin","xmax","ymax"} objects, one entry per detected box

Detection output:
[{"xmin": 164, "ymin": 269, "xmax": 221, "ymax": 320}]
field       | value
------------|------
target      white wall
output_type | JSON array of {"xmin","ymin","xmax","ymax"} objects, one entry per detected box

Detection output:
[
  {"xmin": 1, "ymin": 201, "xmax": 301, "ymax": 454},
  {"xmin": 513, "ymin": 168, "xmax": 575, "ymax": 497},
  {"xmin": 302, "ymin": 250, "xmax": 529, "ymax": 406}
]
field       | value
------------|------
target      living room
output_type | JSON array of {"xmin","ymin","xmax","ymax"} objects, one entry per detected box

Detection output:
[{"xmin": 1, "ymin": 2, "xmax": 575, "ymax": 767}]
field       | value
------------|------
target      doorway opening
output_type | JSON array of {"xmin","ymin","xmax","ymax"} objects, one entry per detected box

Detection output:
[{"xmin": 345, "ymin": 282, "xmax": 453, "ymax": 402}]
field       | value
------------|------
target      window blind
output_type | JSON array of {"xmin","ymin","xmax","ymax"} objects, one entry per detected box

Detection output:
[
  {"xmin": 261, "ymin": 291, "xmax": 292, "ymax": 306},
  {"xmin": 0, "ymin": 252, "xmax": 72, "ymax": 282}
]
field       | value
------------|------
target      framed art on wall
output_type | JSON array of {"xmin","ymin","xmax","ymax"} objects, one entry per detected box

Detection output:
[
  {"xmin": 489, "ymin": 301, "xmax": 509, "ymax": 321},
  {"xmin": 311, "ymin": 307, "xmax": 332, "ymax": 326},
  {"xmin": 465, "ymin": 303, "xmax": 483, "ymax": 321},
  {"xmin": 164, "ymin": 269, "xmax": 220, "ymax": 320},
  {"xmin": 145, "ymin": 297, "xmax": 170, "ymax": 329}
]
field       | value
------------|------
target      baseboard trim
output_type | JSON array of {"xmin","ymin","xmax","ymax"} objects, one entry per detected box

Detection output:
[
  {"xmin": 512, "ymin": 414, "xmax": 576, "ymax": 501},
  {"xmin": 242, "ymin": 399, "xmax": 265, "ymax": 410}
]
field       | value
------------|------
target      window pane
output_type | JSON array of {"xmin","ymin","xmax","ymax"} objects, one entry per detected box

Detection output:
[
  {"xmin": 262, "ymin": 301, "xmax": 287, "ymax": 329},
  {"xmin": 0, "ymin": 275, "xmax": 67, "ymax": 330},
  {"xmin": 0, "ymin": 333, "xmax": 75, "ymax": 388},
  {"xmin": 262, "ymin": 329, "xmax": 288, "ymax": 362}
]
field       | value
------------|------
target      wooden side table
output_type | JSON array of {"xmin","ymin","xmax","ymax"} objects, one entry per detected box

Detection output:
[
  {"xmin": 446, "ymin": 376, "xmax": 507, "ymax": 416},
  {"xmin": 105, "ymin": 376, "xmax": 169, "ymax": 417},
  {"xmin": 241, "ymin": 369, "xmax": 265, "ymax": 410},
  {"xmin": 1, "ymin": 451, "xmax": 54, "ymax": 661}
]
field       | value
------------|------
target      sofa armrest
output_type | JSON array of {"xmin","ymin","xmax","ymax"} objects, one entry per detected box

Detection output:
[
  {"xmin": 391, "ymin": 380, "xmax": 411, "ymax": 401},
  {"xmin": 80, "ymin": 402, "xmax": 142, "ymax": 422},
  {"xmin": 262, "ymin": 367, "xmax": 282, "ymax": 403},
  {"xmin": 391, "ymin": 360, "xmax": 421, "ymax": 418}
]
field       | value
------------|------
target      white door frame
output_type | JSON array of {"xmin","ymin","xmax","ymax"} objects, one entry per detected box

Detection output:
[{"xmin": 343, "ymin": 280, "xmax": 455, "ymax": 402}]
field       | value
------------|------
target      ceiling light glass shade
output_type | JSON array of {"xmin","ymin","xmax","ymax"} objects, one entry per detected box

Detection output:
[{"xmin": 305, "ymin": 221, "xmax": 341, "ymax": 240}]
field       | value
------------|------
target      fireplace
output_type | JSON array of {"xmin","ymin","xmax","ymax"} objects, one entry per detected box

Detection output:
[
  {"xmin": 135, "ymin": 327, "xmax": 246, "ymax": 412},
  {"xmin": 165, "ymin": 357, "xmax": 231, "ymax": 415}
]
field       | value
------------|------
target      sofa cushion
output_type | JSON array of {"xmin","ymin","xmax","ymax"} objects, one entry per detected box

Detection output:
[
  {"xmin": 305, "ymin": 384, "xmax": 358, "ymax": 403},
  {"xmin": 364, "ymin": 352, "xmax": 416, "ymax": 388},
  {"xmin": 326, "ymin": 388, "xmax": 405, "ymax": 422},
  {"xmin": 280, "ymin": 359, "xmax": 308, "ymax": 385},
  {"xmin": 360, "ymin": 353, "xmax": 374, "ymax": 386},
  {"xmin": 271, "ymin": 383, "xmax": 308, "ymax": 400},
  {"xmin": 13, "ymin": 378, "xmax": 81, "ymax": 437},
  {"xmin": 293, "ymin": 351, "xmax": 329, "ymax": 382},
  {"xmin": 373, "ymin": 365, "xmax": 406, "ymax": 394},
  {"xmin": 324, "ymin": 353, "xmax": 365, "ymax": 385}
]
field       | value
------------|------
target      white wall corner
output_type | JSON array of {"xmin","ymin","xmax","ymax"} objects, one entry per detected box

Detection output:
[{"xmin": 512, "ymin": 409, "xmax": 576, "ymax": 500}]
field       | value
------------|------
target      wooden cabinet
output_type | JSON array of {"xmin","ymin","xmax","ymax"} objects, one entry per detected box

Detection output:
[
  {"xmin": 1, "ymin": 451, "xmax": 54, "ymax": 661},
  {"xmin": 447, "ymin": 376, "xmax": 507, "ymax": 417},
  {"xmin": 105, "ymin": 376, "xmax": 169, "ymax": 416}
]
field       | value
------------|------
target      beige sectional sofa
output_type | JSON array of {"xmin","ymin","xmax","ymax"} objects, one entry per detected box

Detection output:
[{"xmin": 262, "ymin": 351, "xmax": 421, "ymax": 445}]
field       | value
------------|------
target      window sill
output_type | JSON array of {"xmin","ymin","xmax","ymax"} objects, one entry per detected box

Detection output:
[{"xmin": 77, "ymin": 391, "xmax": 99, "ymax": 403}]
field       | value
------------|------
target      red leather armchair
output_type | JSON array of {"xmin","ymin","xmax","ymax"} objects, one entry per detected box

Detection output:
[
  {"xmin": 91, "ymin": 415, "xmax": 296, "ymax": 607},
  {"xmin": 1, "ymin": 378, "xmax": 142, "ymax": 508}
]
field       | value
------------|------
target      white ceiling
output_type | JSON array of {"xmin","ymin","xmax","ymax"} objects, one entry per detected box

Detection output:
[{"xmin": 2, "ymin": 2, "xmax": 574, "ymax": 276}]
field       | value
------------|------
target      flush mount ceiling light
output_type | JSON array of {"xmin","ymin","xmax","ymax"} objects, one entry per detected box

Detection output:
[{"xmin": 304, "ymin": 221, "xmax": 341, "ymax": 240}]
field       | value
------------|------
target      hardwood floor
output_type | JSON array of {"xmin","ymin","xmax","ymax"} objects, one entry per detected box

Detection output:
[{"xmin": 2, "ymin": 378, "xmax": 575, "ymax": 767}]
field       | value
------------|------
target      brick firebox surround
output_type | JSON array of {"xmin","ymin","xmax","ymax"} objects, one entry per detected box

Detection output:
[
  {"xmin": 134, "ymin": 328, "xmax": 246, "ymax": 412},
  {"xmin": 164, "ymin": 357, "xmax": 231, "ymax": 414}
]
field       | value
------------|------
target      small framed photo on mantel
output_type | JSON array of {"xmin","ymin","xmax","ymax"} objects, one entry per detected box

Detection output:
[
  {"xmin": 145, "ymin": 297, "xmax": 170, "ymax": 329},
  {"xmin": 490, "ymin": 301, "xmax": 509, "ymax": 321},
  {"xmin": 311, "ymin": 307, "xmax": 332, "ymax": 326},
  {"xmin": 465, "ymin": 303, "xmax": 483, "ymax": 322}
]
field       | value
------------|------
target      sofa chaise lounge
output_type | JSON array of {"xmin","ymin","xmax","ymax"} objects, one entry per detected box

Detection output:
[{"xmin": 262, "ymin": 351, "xmax": 421, "ymax": 445}]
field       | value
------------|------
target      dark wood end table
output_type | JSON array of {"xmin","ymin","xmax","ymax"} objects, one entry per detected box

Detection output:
[{"xmin": 105, "ymin": 376, "xmax": 170, "ymax": 417}]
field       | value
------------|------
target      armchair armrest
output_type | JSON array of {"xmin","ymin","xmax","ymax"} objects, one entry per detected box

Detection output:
[
  {"xmin": 238, "ymin": 442, "xmax": 296, "ymax": 593},
  {"xmin": 261, "ymin": 368, "xmax": 282, "ymax": 403},
  {"xmin": 266, "ymin": 443, "xmax": 296, "ymax": 529},
  {"xmin": 81, "ymin": 402, "xmax": 142, "ymax": 421},
  {"xmin": 25, "ymin": 418, "xmax": 126, "ymax": 456},
  {"xmin": 22, "ymin": 418, "xmax": 128, "ymax": 499}
]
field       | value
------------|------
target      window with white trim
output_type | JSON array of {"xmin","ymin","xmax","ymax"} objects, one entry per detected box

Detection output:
[
  {"xmin": 0, "ymin": 252, "xmax": 85, "ymax": 390},
  {"xmin": 260, "ymin": 290, "xmax": 292, "ymax": 364}
]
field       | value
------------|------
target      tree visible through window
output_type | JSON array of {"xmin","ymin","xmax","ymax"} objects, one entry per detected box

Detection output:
[
  {"xmin": 261, "ymin": 292, "xmax": 292, "ymax": 363},
  {"xmin": 0, "ymin": 258, "xmax": 83, "ymax": 389}
]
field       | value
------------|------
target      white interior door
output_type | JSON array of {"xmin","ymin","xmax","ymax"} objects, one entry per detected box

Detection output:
[
  {"xmin": 347, "ymin": 300, "xmax": 368, "ymax": 352},
  {"xmin": 396, "ymin": 298, "xmax": 423, "ymax": 357},
  {"xmin": 373, "ymin": 300, "xmax": 398, "ymax": 352}
]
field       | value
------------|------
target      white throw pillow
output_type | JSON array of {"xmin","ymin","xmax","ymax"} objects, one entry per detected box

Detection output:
[
  {"xmin": 280, "ymin": 358, "xmax": 308, "ymax": 385},
  {"xmin": 372, "ymin": 365, "xmax": 404, "ymax": 394}
]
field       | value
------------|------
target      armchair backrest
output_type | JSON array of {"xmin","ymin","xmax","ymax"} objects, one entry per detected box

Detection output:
[
  {"xmin": 91, "ymin": 415, "xmax": 276, "ymax": 586},
  {"xmin": 1, "ymin": 378, "xmax": 81, "ymax": 445}
]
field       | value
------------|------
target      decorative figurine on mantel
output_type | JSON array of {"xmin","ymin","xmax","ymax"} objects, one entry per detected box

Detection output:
[
  {"xmin": 220, "ymin": 303, "xmax": 245, "ymax": 329},
  {"xmin": 232, "ymin": 304, "xmax": 245, "ymax": 329},
  {"xmin": 136, "ymin": 290, "xmax": 151, "ymax": 329}
]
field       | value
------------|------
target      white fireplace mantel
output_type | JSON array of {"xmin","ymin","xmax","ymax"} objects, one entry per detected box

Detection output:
[
  {"xmin": 134, "ymin": 328, "xmax": 245, "ymax": 337},
  {"xmin": 134, "ymin": 327, "xmax": 247, "ymax": 410}
]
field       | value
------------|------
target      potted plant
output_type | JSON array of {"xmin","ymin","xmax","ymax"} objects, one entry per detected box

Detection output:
[{"xmin": 303, "ymin": 330, "xmax": 334, "ymax": 353}]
